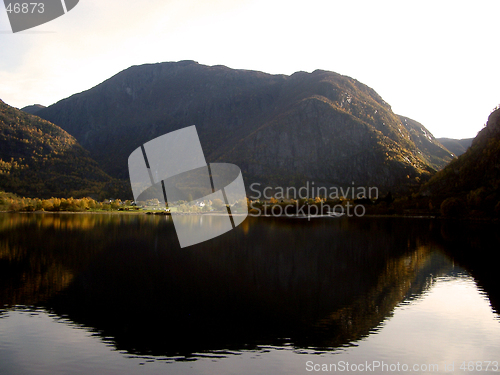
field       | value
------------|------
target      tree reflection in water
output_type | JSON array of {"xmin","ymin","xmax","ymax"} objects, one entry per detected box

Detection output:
[{"xmin": 0, "ymin": 213, "xmax": 498, "ymax": 359}]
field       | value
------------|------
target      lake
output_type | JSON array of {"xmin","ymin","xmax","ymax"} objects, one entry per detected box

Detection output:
[{"xmin": 0, "ymin": 213, "xmax": 499, "ymax": 374}]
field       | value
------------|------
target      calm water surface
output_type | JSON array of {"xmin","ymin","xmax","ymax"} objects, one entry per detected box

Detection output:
[{"xmin": 0, "ymin": 213, "xmax": 499, "ymax": 374}]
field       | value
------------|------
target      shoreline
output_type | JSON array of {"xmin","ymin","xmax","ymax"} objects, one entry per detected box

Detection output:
[
  {"xmin": 0, "ymin": 210, "xmax": 248, "ymax": 216},
  {"xmin": 0, "ymin": 210, "xmax": 497, "ymax": 222}
]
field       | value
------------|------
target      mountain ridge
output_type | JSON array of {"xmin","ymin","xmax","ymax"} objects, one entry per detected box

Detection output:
[
  {"xmin": 21, "ymin": 104, "xmax": 46, "ymax": 115},
  {"xmin": 35, "ymin": 61, "xmax": 453, "ymax": 193},
  {"xmin": 436, "ymin": 137, "xmax": 473, "ymax": 157}
]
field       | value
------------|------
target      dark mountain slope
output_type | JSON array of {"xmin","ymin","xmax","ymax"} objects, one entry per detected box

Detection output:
[
  {"xmin": 37, "ymin": 61, "xmax": 450, "ymax": 192},
  {"xmin": 421, "ymin": 107, "xmax": 500, "ymax": 216},
  {"xmin": 0, "ymin": 99, "xmax": 125, "ymax": 199}
]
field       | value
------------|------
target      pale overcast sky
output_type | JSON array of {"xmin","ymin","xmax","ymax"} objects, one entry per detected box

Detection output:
[{"xmin": 1, "ymin": 0, "xmax": 499, "ymax": 139}]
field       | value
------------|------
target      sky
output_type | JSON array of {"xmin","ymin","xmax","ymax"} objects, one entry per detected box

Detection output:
[{"xmin": 1, "ymin": 0, "xmax": 499, "ymax": 140}]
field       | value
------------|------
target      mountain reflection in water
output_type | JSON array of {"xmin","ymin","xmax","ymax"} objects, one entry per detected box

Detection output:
[{"xmin": 0, "ymin": 213, "xmax": 498, "ymax": 360}]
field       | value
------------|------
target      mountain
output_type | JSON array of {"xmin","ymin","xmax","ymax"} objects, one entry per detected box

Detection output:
[
  {"xmin": 36, "ymin": 61, "xmax": 452, "ymax": 193},
  {"xmin": 421, "ymin": 107, "xmax": 500, "ymax": 217},
  {"xmin": 397, "ymin": 116, "xmax": 454, "ymax": 170},
  {"xmin": 436, "ymin": 138, "xmax": 473, "ymax": 157},
  {"xmin": 0, "ymin": 99, "xmax": 126, "ymax": 199},
  {"xmin": 21, "ymin": 104, "xmax": 45, "ymax": 115}
]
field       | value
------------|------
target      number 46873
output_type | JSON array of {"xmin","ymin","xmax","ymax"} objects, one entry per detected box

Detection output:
[
  {"xmin": 5, "ymin": 3, "xmax": 45, "ymax": 14},
  {"xmin": 460, "ymin": 361, "xmax": 499, "ymax": 372}
]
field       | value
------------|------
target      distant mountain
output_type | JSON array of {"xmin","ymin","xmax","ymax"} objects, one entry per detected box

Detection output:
[
  {"xmin": 21, "ymin": 104, "xmax": 45, "ymax": 115},
  {"xmin": 0, "ymin": 99, "xmax": 126, "ymax": 199},
  {"xmin": 36, "ymin": 61, "xmax": 452, "ymax": 192},
  {"xmin": 436, "ymin": 138, "xmax": 473, "ymax": 157},
  {"xmin": 421, "ymin": 107, "xmax": 500, "ymax": 217},
  {"xmin": 398, "ymin": 116, "xmax": 454, "ymax": 170}
]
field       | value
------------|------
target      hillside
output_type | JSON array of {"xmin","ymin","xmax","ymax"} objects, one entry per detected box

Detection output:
[
  {"xmin": 36, "ymin": 61, "xmax": 452, "ymax": 192},
  {"xmin": 0, "ymin": 99, "xmax": 126, "ymax": 199},
  {"xmin": 397, "ymin": 116, "xmax": 454, "ymax": 170},
  {"xmin": 437, "ymin": 138, "xmax": 473, "ymax": 157},
  {"xmin": 21, "ymin": 104, "xmax": 45, "ymax": 115},
  {"xmin": 421, "ymin": 107, "xmax": 500, "ymax": 217}
]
